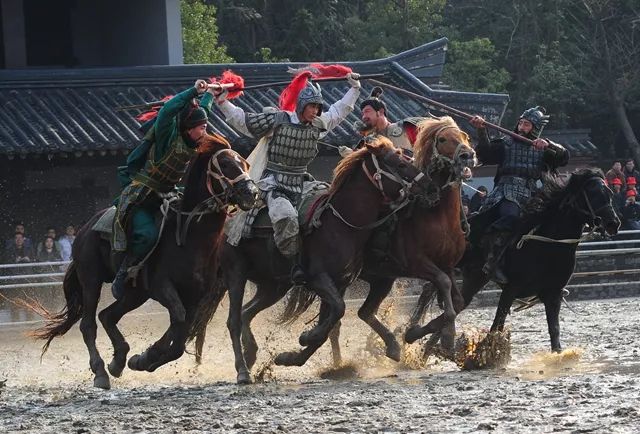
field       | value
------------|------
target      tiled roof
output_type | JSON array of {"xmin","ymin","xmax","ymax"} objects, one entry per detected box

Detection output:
[{"xmin": 0, "ymin": 38, "xmax": 515, "ymax": 158}]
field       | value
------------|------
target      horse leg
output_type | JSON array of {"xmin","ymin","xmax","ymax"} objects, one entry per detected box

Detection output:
[
  {"xmin": 98, "ymin": 289, "xmax": 148, "ymax": 377},
  {"xmin": 128, "ymin": 281, "xmax": 187, "ymax": 372},
  {"xmin": 490, "ymin": 289, "xmax": 515, "ymax": 332},
  {"xmin": 358, "ymin": 277, "xmax": 401, "ymax": 362},
  {"xmin": 328, "ymin": 320, "xmax": 342, "ymax": 367},
  {"xmin": 76, "ymin": 272, "xmax": 110, "ymax": 390},
  {"xmin": 275, "ymin": 273, "xmax": 345, "ymax": 367},
  {"xmin": 225, "ymin": 264, "xmax": 252, "ymax": 385},
  {"xmin": 541, "ymin": 293, "xmax": 563, "ymax": 353},
  {"xmin": 241, "ymin": 282, "xmax": 287, "ymax": 370}
]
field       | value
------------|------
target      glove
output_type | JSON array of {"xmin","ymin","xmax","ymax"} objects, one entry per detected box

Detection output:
[
  {"xmin": 346, "ymin": 72, "xmax": 361, "ymax": 89},
  {"xmin": 339, "ymin": 146, "xmax": 354, "ymax": 158}
]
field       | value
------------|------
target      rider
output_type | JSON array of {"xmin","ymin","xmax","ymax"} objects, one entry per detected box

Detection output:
[
  {"xmin": 216, "ymin": 70, "xmax": 361, "ymax": 283},
  {"xmin": 470, "ymin": 106, "xmax": 569, "ymax": 284},
  {"xmin": 111, "ymin": 79, "xmax": 215, "ymax": 298},
  {"xmin": 339, "ymin": 86, "xmax": 423, "ymax": 157}
]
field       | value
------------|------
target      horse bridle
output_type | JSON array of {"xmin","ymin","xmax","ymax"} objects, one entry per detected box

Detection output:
[
  {"xmin": 566, "ymin": 177, "xmax": 614, "ymax": 231},
  {"xmin": 427, "ymin": 125, "xmax": 474, "ymax": 186},
  {"xmin": 205, "ymin": 148, "xmax": 254, "ymax": 215},
  {"xmin": 361, "ymin": 152, "xmax": 424, "ymax": 205}
]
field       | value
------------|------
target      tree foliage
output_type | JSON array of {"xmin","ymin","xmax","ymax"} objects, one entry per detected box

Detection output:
[{"xmin": 181, "ymin": 0, "xmax": 234, "ymax": 64}]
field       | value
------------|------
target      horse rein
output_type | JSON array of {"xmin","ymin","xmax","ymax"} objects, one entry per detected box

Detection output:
[{"xmin": 361, "ymin": 153, "xmax": 424, "ymax": 204}]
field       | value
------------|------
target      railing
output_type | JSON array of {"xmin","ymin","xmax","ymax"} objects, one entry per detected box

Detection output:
[{"xmin": 0, "ymin": 261, "xmax": 70, "ymax": 291}]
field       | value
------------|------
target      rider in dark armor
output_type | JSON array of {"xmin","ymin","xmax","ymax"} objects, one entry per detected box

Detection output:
[
  {"xmin": 470, "ymin": 106, "xmax": 569, "ymax": 284},
  {"xmin": 111, "ymin": 79, "xmax": 214, "ymax": 298}
]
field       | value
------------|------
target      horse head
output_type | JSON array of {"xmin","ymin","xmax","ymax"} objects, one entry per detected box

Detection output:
[
  {"xmin": 413, "ymin": 116, "xmax": 476, "ymax": 179},
  {"xmin": 186, "ymin": 134, "xmax": 259, "ymax": 213},
  {"xmin": 564, "ymin": 169, "xmax": 620, "ymax": 236},
  {"xmin": 331, "ymin": 136, "xmax": 425, "ymax": 204}
]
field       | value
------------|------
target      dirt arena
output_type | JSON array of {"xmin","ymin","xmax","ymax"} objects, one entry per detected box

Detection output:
[{"xmin": 1, "ymin": 289, "xmax": 639, "ymax": 433}]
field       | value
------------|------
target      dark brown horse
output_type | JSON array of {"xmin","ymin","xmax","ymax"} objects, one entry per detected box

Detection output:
[
  {"xmin": 34, "ymin": 134, "xmax": 258, "ymax": 389},
  {"xmin": 217, "ymin": 138, "xmax": 431, "ymax": 383},
  {"xmin": 282, "ymin": 116, "xmax": 477, "ymax": 359},
  {"xmin": 413, "ymin": 168, "xmax": 620, "ymax": 353}
]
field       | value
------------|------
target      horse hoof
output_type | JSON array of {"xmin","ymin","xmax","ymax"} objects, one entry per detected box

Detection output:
[
  {"xmin": 93, "ymin": 374, "xmax": 111, "ymax": 390},
  {"xmin": 404, "ymin": 326, "xmax": 423, "ymax": 344},
  {"xmin": 237, "ymin": 372, "xmax": 252, "ymax": 385},
  {"xmin": 127, "ymin": 354, "xmax": 143, "ymax": 371},
  {"xmin": 552, "ymin": 347, "xmax": 563, "ymax": 354},
  {"xmin": 386, "ymin": 341, "xmax": 402, "ymax": 362},
  {"xmin": 108, "ymin": 359, "xmax": 126, "ymax": 378},
  {"xmin": 274, "ymin": 351, "xmax": 299, "ymax": 367}
]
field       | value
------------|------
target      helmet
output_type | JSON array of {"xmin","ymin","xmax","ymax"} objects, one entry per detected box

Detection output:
[
  {"xmin": 296, "ymin": 81, "xmax": 323, "ymax": 119},
  {"xmin": 179, "ymin": 99, "xmax": 208, "ymax": 131},
  {"xmin": 518, "ymin": 106, "xmax": 550, "ymax": 138}
]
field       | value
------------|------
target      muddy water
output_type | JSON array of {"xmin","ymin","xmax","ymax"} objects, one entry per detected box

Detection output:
[{"xmin": 1, "ymin": 290, "xmax": 639, "ymax": 433}]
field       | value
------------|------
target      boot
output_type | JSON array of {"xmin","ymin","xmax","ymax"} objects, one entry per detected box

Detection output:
[
  {"xmin": 111, "ymin": 256, "xmax": 133, "ymax": 299},
  {"xmin": 482, "ymin": 232, "xmax": 510, "ymax": 285}
]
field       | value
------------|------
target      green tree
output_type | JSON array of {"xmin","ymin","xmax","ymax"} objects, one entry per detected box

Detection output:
[
  {"xmin": 181, "ymin": 0, "xmax": 234, "ymax": 64},
  {"xmin": 442, "ymin": 38, "xmax": 510, "ymax": 93}
]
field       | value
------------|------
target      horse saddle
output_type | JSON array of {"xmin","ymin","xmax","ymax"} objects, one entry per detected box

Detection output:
[
  {"xmin": 92, "ymin": 206, "xmax": 117, "ymax": 238},
  {"xmin": 251, "ymin": 184, "xmax": 330, "ymax": 236}
]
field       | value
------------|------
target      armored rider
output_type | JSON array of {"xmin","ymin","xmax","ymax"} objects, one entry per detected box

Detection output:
[
  {"xmin": 469, "ymin": 106, "xmax": 569, "ymax": 284},
  {"xmin": 217, "ymin": 70, "xmax": 361, "ymax": 283},
  {"xmin": 111, "ymin": 79, "xmax": 214, "ymax": 298}
]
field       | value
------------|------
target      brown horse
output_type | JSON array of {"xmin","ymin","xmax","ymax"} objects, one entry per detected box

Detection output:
[
  {"xmin": 281, "ymin": 116, "xmax": 476, "ymax": 359},
  {"xmin": 34, "ymin": 134, "xmax": 258, "ymax": 389},
  {"xmin": 220, "ymin": 117, "xmax": 476, "ymax": 376},
  {"xmin": 217, "ymin": 137, "xmax": 432, "ymax": 383}
]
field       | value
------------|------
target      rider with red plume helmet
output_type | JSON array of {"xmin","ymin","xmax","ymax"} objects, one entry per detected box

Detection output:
[{"xmin": 217, "ymin": 64, "xmax": 361, "ymax": 283}]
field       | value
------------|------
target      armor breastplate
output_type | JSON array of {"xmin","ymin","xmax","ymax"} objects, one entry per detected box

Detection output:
[
  {"xmin": 267, "ymin": 122, "xmax": 319, "ymax": 169},
  {"xmin": 384, "ymin": 122, "xmax": 412, "ymax": 152},
  {"xmin": 498, "ymin": 136, "xmax": 545, "ymax": 180},
  {"xmin": 133, "ymin": 138, "xmax": 195, "ymax": 193}
]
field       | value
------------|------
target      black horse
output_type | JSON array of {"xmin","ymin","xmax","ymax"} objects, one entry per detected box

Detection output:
[
  {"xmin": 408, "ymin": 168, "xmax": 620, "ymax": 352},
  {"xmin": 34, "ymin": 134, "xmax": 258, "ymax": 389}
]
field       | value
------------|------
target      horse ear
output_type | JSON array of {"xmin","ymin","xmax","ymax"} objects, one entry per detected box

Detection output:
[{"xmin": 365, "ymin": 140, "xmax": 382, "ymax": 154}]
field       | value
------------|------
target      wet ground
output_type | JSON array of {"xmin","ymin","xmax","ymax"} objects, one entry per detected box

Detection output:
[{"xmin": 1, "ymin": 289, "xmax": 639, "ymax": 433}]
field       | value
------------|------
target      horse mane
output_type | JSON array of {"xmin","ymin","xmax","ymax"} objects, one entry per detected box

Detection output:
[
  {"xmin": 413, "ymin": 116, "xmax": 467, "ymax": 169},
  {"xmin": 329, "ymin": 137, "xmax": 397, "ymax": 195},
  {"xmin": 519, "ymin": 167, "xmax": 605, "ymax": 228}
]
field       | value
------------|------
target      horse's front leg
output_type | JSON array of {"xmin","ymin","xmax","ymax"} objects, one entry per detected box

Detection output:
[
  {"xmin": 358, "ymin": 277, "xmax": 401, "ymax": 362},
  {"xmin": 490, "ymin": 289, "xmax": 515, "ymax": 332},
  {"xmin": 225, "ymin": 265, "xmax": 252, "ymax": 384},
  {"xmin": 98, "ymin": 288, "xmax": 148, "ymax": 377},
  {"xmin": 541, "ymin": 292, "xmax": 563, "ymax": 353},
  {"xmin": 275, "ymin": 272, "xmax": 345, "ymax": 367}
]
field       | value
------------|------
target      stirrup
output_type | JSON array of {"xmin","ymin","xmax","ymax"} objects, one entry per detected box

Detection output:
[{"xmin": 290, "ymin": 263, "xmax": 307, "ymax": 285}]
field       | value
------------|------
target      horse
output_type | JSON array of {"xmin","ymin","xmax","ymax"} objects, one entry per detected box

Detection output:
[
  {"xmin": 280, "ymin": 116, "xmax": 476, "ymax": 360},
  {"xmin": 411, "ymin": 168, "xmax": 620, "ymax": 353},
  {"xmin": 216, "ymin": 137, "xmax": 433, "ymax": 384},
  {"xmin": 34, "ymin": 134, "xmax": 259, "ymax": 389}
]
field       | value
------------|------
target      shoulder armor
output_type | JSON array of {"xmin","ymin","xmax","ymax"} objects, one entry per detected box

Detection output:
[{"xmin": 388, "ymin": 123, "xmax": 404, "ymax": 137}]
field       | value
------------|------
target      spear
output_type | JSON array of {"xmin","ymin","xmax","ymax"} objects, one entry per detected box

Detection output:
[
  {"xmin": 115, "ymin": 73, "xmax": 387, "ymax": 112},
  {"xmin": 368, "ymin": 79, "xmax": 535, "ymax": 145}
]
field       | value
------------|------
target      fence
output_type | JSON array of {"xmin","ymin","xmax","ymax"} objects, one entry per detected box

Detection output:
[{"xmin": 0, "ymin": 230, "xmax": 639, "ymax": 296}]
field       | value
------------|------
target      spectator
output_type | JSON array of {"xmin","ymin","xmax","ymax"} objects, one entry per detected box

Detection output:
[
  {"xmin": 461, "ymin": 190, "xmax": 471, "ymax": 207},
  {"xmin": 462, "ymin": 203, "xmax": 470, "ymax": 217},
  {"xmin": 5, "ymin": 232, "xmax": 34, "ymax": 263},
  {"xmin": 36, "ymin": 236, "xmax": 63, "ymax": 262},
  {"xmin": 627, "ymin": 177, "xmax": 637, "ymax": 199},
  {"xmin": 36, "ymin": 227, "xmax": 62, "ymax": 257},
  {"xmin": 5, "ymin": 221, "xmax": 32, "ymax": 251},
  {"xmin": 622, "ymin": 189, "xmax": 640, "ymax": 230},
  {"xmin": 58, "ymin": 224, "xmax": 76, "ymax": 261},
  {"xmin": 623, "ymin": 159, "xmax": 640, "ymax": 192},
  {"xmin": 469, "ymin": 185, "xmax": 488, "ymax": 213},
  {"xmin": 605, "ymin": 161, "xmax": 626, "ymax": 190},
  {"xmin": 610, "ymin": 178, "xmax": 626, "ymax": 218}
]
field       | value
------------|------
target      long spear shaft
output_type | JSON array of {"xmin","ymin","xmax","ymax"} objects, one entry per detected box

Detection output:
[
  {"xmin": 116, "ymin": 73, "xmax": 387, "ymax": 112},
  {"xmin": 368, "ymin": 79, "xmax": 534, "ymax": 145}
]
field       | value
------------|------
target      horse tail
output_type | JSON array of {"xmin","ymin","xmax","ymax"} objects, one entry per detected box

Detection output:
[
  {"xmin": 187, "ymin": 275, "xmax": 227, "ymax": 358},
  {"xmin": 277, "ymin": 286, "xmax": 317, "ymax": 325},
  {"xmin": 33, "ymin": 261, "xmax": 84, "ymax": 355}
]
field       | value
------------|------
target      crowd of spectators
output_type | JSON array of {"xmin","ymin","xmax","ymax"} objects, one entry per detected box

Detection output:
[
  {"xmin": 3, "ymin": 222, "xmax": 75, "ymax": 265},
  {"xmin": 606, "ymin": 159, "xmax": 640, "ymax": 229}
]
